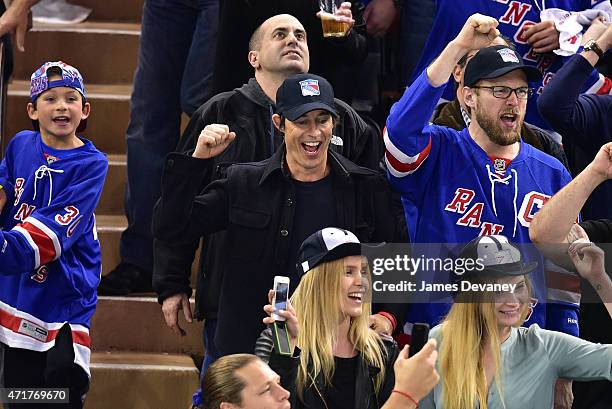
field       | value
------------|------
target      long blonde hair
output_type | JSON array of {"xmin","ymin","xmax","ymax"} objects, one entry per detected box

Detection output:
[
  {"xmin": 440, "ymin": 276, "xmax": 533, "ymax": 409},
  {"xmin": 290, "ymin": 257, "xmax": 387, "ymax": 399}
]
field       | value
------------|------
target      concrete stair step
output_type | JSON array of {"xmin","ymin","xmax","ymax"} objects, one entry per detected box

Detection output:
[
  {"xmin": 70, "ymin": 0, "xmax": 144, "ymax": 23},
  {"xmin": 96, "ymin": 214, "xmax": 126, "ymax": 276},
  {"xmin": 91, "ymin": 296, "xmax": 202, "ymax": 355},
  {"xmin": 85, "ymin": 351, "xmax": 199, "ymax": 409},
  {"xmin": 13, "ymin": 22, "xmax": 140, "ymax": 84},
  {"xmin": 6, "ymin": 81, "xmax": 131, "ymax": 155},
  {"xmin": 95, "ymin": 215, "xmax": 201, "ymax": 283},
  {"xmin": 98, "ymin": 154, "xmax": 126, "ymax": 215}
]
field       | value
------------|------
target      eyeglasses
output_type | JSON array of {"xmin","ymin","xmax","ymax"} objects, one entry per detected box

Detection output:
[{"xmin": 471, "ymin": 85, "xmax": 534, "ymax": 100}]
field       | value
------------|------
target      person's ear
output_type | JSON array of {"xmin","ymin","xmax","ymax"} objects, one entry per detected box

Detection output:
[
  {"xmin": 81, "ymin": 101, "xmax": 91, "ymax": 120},
  {"xmin": 248, "ymin": 50, "xmax": 260, "ymax": 69},
  {"xmin": 27, "ymin": 102, "xmax": 38, "ymax": 121},
  {"xmin": 452, "ymin": 64, "xmax": 463, "ymax": 84},
  {"xmin": 272, "ymin": 113, "xmax": 283, "ymax": 131},
  {"xmin": 464, "ymin": 87, "xmax": 477, "ymax": 110},
  {"xmin": 220, "ymin": 402, "xmax": 239, "ymax": 409}
]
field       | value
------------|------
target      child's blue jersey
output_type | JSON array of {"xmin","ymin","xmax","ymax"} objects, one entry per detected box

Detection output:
[
  {"xmin": 385, "ymin": 70, "xmax": 579, "ymax": 336},
  {"xmin": 409, "ymin": 0, "xmax": 611, "ymax": 129},
  {"xmin": 0, "ymin": 131, "xmax": 107, "ymax": 376}
]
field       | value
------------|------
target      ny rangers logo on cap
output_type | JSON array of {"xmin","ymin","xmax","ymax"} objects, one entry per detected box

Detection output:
[
  {"xmin": 299, "ymin": 79, "xmax": 320, "ymax": 96},
  {"xmin": 497, "ymin": 48, "xmax": 519, "ymax": 63}
]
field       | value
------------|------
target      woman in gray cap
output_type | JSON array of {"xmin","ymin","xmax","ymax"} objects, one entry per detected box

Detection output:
[{"xmin": 420, "ymin": 235, "xmax": 612, "ymax": 409}]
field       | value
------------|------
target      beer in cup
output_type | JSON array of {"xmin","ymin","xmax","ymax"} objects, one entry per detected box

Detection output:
[{"xmin": 319, "ymin": 0, "xmax": 350, "ymax": 37}]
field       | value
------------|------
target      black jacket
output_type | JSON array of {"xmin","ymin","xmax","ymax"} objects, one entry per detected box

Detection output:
[
  {"xmin": 268, "ymin": 338, "xmax": 399, "ymax": 409},
  {"xmin": 172, "ymin": 78, "xmax": 384, "ymax": 323},
  {"xmin": 153, "ymin": 147, "xmax": 406, "ymax": 355}
]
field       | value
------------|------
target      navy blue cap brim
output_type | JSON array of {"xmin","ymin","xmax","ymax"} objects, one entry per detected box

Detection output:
[
  {"xmin": 284, "ymin": 101, "xmax": 338, "ymax": 121},
  {"xmin": 468, "ymin": 65, "xmax": 542, "ymax": 86}
]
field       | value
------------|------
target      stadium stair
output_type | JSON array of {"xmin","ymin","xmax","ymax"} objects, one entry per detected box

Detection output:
[{"xmin": 4, "ymin": 2, "xmax": 203, "ymax": 407}]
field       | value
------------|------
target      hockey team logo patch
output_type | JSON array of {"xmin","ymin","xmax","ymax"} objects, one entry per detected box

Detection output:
[
  {"xmin": 497, "ymin": 48, "xmax": 520, "ymax": 64},
  {"xmin": 299, "ymin": 79, "xmax": 320, "ymax": 96},
  {"xmin": 493, "ymin": 158, "xmax": 507, "ymax": 173}
]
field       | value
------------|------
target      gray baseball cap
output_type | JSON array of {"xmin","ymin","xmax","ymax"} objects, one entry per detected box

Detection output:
[{"xmin": 458, "ymin": 235, "xmax": 538, "ymax": 277}]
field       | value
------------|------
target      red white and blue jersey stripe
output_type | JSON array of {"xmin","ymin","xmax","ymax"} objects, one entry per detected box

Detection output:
[
  {"xmin": 385, "ymin": 70, "xmax": 579, "ymax": 336},
  {"xmin": 0, "ymin": 131, "xmax": 107, "ymax": 376}
]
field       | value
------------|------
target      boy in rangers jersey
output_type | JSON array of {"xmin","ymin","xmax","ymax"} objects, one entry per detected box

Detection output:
[
  {"xmin": 385, "ymin": 15, "xmax": 579, "ymax": 337},
  {"xmin": 0, "ymin": 61, "xmax": 107, "ymax": 408}
]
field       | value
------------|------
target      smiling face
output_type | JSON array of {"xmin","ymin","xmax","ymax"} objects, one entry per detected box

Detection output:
[
  {"xmin": 231, "ymin": 360, "xmax": 291, "ymax": 409},
  {"xmin": 466, "ymin": 70, "xmax": 528, "ymax": 146},
  {"xmin": 339, "ymin": 255, "xmax": 368, "ymax": 318},
  {"xmin": 274, "ymin": 109, "xmax": 333, "ymax": 181},
  {"xmin": 492, "ymin": 275, "xmax": 530, "ymax": 330},
  {"xmin": 27, "ymin": 74, "xmax": 90, "ymax": 148},
  {"xmin": 249, "ymin": 14, "xmax": 309, "ymax": 76}
]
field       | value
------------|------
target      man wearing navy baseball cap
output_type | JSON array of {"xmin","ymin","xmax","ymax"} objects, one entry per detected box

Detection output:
[
  {"xmin": 385, "ymin": 13, "xmax": 579, "ymax": 353},
  {"xmin": 153, "ymin": 73, "xmax": 406, "ymax": 357}
]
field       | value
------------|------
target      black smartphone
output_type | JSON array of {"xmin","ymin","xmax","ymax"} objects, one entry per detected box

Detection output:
[{"xmin": 408, "ymin": 323, "xmax": 430, "ymax": 357}]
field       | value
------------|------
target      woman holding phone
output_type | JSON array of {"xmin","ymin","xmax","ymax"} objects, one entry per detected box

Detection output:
[
  {"xmin": 261, "ymin": 227, "xmax": 439, "ymax": 409},
  {"xmin": 420, "ymin": 235, "xmax": 612, "ymax": 409}
]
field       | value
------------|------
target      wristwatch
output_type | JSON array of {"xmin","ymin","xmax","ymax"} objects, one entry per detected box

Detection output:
[{"xmin": 583, "ymin": 39, "xmax": 604, "ymax": 59}]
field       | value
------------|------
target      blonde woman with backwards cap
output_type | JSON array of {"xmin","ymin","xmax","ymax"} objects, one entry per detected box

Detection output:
[
  {"xmin": 262, "ymin": 227, "xmax": 440, "ymax": 409},
  {"xmin": 420, "ymin": 235, "xmax": 612, "ymax": 409}
]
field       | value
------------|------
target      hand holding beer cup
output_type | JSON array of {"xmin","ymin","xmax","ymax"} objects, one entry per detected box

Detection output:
[{"xmin": 317, "ymin": 0, "xmax": 354, "ymax": 37}]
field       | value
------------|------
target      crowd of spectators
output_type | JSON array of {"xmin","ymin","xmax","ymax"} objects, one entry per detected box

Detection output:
[{"xmin": 0, "ymin": 1, "xmax": 611, "ymax": 408}]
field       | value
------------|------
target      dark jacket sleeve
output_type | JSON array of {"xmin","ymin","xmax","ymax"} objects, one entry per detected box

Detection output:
[
  {"xmin": 379, "ymin": 340, "xmax": 399, "ymax": 405},
  {"xmin": 325, "ymin": 1, "xmax": 369, "ymax": 64},
  {"xmin": 176, "ymin": 94, "xmax": 229, "ymax": 153},
  {"xmin": 538, "ymin": 54, "xmax": 607, "ymax": 152},
  {"xmin": 580, "ymin": 219, "xmax": 612, "ymax": 242},
  {"xmin": 370, "ymin": 174, "xmax": 409, "ymax": 332},
  {"xmin": 152, "ymin": 153, "xmax": 231, "ymax": 302},
  {"xmin": 268, "ymin": 348, "xmax": 301, "ymax": 408},
  {"xmin": 530, "ymin": 125, "xmax": 571, "ymax": 171},
  {"xmin": 254, "ymin": 327, "xmax": 275, "ymax": 364}
]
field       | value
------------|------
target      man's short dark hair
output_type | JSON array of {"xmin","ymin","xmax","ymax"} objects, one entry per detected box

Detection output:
[{"xmin": 249, "ymin": 24, "xmax": 265, "ymax": 52}]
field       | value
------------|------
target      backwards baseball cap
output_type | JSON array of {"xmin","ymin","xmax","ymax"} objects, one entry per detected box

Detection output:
[
  {"xmin": 296, "ymin": 227, "xmax": 363, "ymax": 275},
  {"xmin": 276, "ymin": 73, "xmax": 338, "ymax": 121},
  {"xmin": 30, "ymin": 61, "xmax": 86, "ymax": 102},
  {"xmin": 464, "ymin": 45, "xmax": 542, "ymax": 87},
  {"xmin": 458, "ymin": 235, "xmax": 537, "ymax": 278}
]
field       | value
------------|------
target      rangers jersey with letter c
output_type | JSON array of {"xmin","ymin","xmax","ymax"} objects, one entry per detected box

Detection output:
[{"xmin": 385, "ymin": 70, "xmax": 579, "ymax": 336}]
